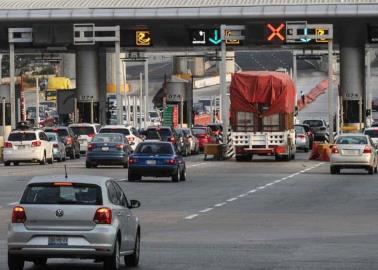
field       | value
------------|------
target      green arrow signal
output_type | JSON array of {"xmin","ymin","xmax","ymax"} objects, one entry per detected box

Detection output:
[{"xmin": 209, "ymin": 29, "xmax": 222, "ymax": 45}]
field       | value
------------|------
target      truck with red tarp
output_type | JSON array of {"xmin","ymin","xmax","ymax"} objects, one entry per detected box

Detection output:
[{"xmin": 230, "ymin": 71, "xmax": 296, "ymax": 161}]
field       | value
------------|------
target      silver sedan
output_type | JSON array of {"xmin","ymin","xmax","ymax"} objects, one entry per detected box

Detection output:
[
  {"xmin": 8, "ymin": 175, "xmax": 141, "ymax": 270},
  {"xmin": 330, "ymin": 134, "xmax": 378, "ymax": 174}
]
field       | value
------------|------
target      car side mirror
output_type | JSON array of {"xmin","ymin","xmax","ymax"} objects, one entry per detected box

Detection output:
[{"xmin": 129, "ymin": 200, "xmax": 141, "ymax": 209}]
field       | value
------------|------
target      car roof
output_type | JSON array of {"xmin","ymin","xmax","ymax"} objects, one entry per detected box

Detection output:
[
  {"xmin": 364, "ymin": 127, "xmax": 378, "ymax": 131},
  {"xmin": 139, "ymin": 141, "xmax": 171, "ymax": 145},
  {"xmin": 147, "ymin": 126, "xmax": 171, "ymax": 129},
  {"xmin": 337, "ymin": 133, "xmax": 366, "ymax": 137},
  {"xmin": 45, "ymin": 126, "xmax": 69, "ymax": 129},
  {"xmin": 69, "ymin": 123, "xmax": 100, "ymax": 127},
  {"xmin": 101, "ymin": 125, "xmax": 128, "ymax": 129},
  {"xmin": 28, "ymin": 175, "xmax": 111, "ymax": 185}
]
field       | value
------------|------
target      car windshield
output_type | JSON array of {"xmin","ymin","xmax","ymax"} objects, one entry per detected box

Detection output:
[
  {"xmin": 21, "ymin": 183, "xmax": 102, "ymax": 205},
  {"xmin": 46, "ymin": 133, "xmax": 57, "ymax": 141},
  {"xmin": 135, "ymin": 143, "xmax": 173, "ymax": 155},
  {"xmin": 208, "ymin": 125, "xmax": 222, "ymax": 131},
  {"xmin": 8, "ymin": 132, "xmax": 36, "ymax": 141},
  {"xmin": 335, "ymin": 136, "xmax": 368, "ymax": 145},
  {"xmin": 365, "ymin": 129, "xmax": 378, "ymax": 138},
  {"xmin": 99, "ymin": 128, "xmax": 130, "ymax": 136},
  {"xmin": 303, "ymin": 120, "xmax": 324, "ymax": 127},
  {"xmin": 93, "ymin": 134, "xmax": 123, "ymax": 143},
  {"xmin": 148, "ymin": 128, "xmax": 172, "ymax": 137},
  {"xmin": 182, "ymin": 129, "xmax": 191, "ymax": 136},
  {"xmin": 295, "ymin": 126, "xmax": 305, "ymax": 134},
  {"xmin": 192, "ymin": 128, "xmax": 207, "ymax": 135},
  {"xmin": 149, "ymin": 112, "xmax": 159, "ymax": 118},
  {"xmin": 70, "ymin": 126, "xmax": 95, "ymax": 136},
  {"xmin": 45, "ymin": 128, "xmax": 69, "ymax": 137}
]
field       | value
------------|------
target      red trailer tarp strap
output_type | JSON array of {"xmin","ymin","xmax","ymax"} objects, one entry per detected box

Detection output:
[{"xmin": 230, "ymin": 71, "xmax": 296, "ymax": 117}]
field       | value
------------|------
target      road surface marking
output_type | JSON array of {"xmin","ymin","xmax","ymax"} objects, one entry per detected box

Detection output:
[
  {"xmin": 184, "ymin": 162, "xmax": 324, "ymax": 220},
  {"xmin": 214, "ymin": 202, "xmax": 227, "ymax": 207},
  {"xmin": 185, "ymin": 214, "xmax": 199, "ymax": 220},
  {"xmin": 189, "ymin": 163, "xmax": 207, "ymax": 168},
  {"xmin": 199, "ymin": 208, "xmax": 213, "ymax": 213},
  {"xmin": 8, "ymin": 202, "xmax": 18, "ymax": 206}
]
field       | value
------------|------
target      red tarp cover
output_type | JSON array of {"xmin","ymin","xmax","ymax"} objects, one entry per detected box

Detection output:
[{"xmin": 230, "ymin": 71, "xmax": 296, "ymax": 116}]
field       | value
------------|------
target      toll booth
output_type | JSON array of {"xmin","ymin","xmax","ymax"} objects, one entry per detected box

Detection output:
[
  {"xmin": 165, "ymin": 77, "xmax": 193, "ymax": 127},
  {"xmin": 0, "ymin": 84, "xmax": 12, "ymax": 140}
]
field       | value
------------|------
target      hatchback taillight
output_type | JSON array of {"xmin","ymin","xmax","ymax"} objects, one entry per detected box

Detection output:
[
  {"xmin": 363, "ymin": 146, "xmax": 372, "ymax": 154},
  {"xmin": 88, "ymin": 133, "xmax": 95, "ymax": 138},
  {"xmin": 31, "ymin": 141, "xmax": 42, "ymax": 147},
  {"xmin": 4, "ymin": 142, "xmax": 12, "ymax": 148},
  {"xmin": 93, "ymin": 208, "xmax": 112, "ymax": 224},
  {"xmin": 12, "ymin": 206, "xmax": 26, "ymax": 223},
  {"xmin": 53, "ymin": 143, "xmax": 59, "ymax": 148},
  {"xmin": 168, "ymin": 137, "xmax": 176, "ymax": 143}
]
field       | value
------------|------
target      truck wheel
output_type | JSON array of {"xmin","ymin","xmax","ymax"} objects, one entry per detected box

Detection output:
[
  {"xmin": 275, "ymin": 155, "xmax": 282, "ymax": 161},
  {"xmin": 8, "ymin": 253, "xmax": 24, "ymax": 270}
]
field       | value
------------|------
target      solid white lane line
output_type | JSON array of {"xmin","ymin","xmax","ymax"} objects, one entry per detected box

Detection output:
[
  {"xmin": 265, "ymin": 183, "xmax": 274, "ymax": 186},
  {"xmin": 199, "ymin": 208, "xmax": 213, "ymax": 213},
  {"xmin": 238, "ymin": 194, "xmax": 247, "ymax": 198},
  {"xmin": 248, "ymin": 189, "xmax": 257, "ymax": 193},
  {"xmin": 227, "ymin": 198, "xmax": 238, "ymax": 202},
  {"xmin": 214, "ymin": 202, "xmax": 226, "ymax": 207},
  {"xmin": 185, "ymin": 214, "xmax": 199, "ymax": 220},
  {"xmin": 257, "ymin": 186, "xmax": 265, "ymax": 190},
  {"xmin": 274, "ymin": 180, "xmax": 282, "ymax": 184}
]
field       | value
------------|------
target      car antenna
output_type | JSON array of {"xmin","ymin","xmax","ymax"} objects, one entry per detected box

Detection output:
[{"xmin": 64, "ymin": 165, "xmax": 68, "ymax": 179}]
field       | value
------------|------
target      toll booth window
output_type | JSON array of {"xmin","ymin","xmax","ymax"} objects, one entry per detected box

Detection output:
[{"xmin": 344, "ymin": 100, "xmax": 360, "ymax": 124}]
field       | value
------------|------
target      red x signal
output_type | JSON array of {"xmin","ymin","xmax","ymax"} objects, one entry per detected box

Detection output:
[{"xmin": 267, "ymin": 23, "xmax": 285, "ymax": 42}]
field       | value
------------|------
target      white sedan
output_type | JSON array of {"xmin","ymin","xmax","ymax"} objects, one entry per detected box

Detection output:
[{"xmin": 330, "ymin": 134, "xmax": 378, "ymax": 174}]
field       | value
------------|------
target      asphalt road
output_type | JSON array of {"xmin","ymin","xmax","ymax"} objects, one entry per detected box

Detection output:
[{"xmin": 1, "ymin": 153, "xmax": 378, "ymax": 269}]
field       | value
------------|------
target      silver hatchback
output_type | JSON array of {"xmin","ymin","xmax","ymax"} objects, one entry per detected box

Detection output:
[
  {"xmin": 8, "ymin": 175, "xmax": 141, "ymax": 270},
  {"xmin": 330, "ymin": 134, "xmax": 378, "ymax": 174}
]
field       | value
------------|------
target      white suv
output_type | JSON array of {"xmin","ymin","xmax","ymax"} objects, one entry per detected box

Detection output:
[
  {"xmin": 3, "ymin": 129, "xmax": 54, "ymax": 166},
  {"xmin": 98, "ymin": 125, "xmax": 143, "ymax": 151},
  {"xmin": 69, "ymin": 123, "xmax": 101, "ymax": 154}
]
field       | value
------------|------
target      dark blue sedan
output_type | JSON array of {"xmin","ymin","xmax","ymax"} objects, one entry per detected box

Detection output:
[
  {"xmin": 128, "ymin": 141, "xmax": 186, "ymax": 182},
  {"xmin": 86, "ymin": 133, "xmax": 132, "ymax": 168}
]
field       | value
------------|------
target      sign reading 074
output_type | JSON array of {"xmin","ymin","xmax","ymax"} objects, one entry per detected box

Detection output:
[{"xmin": 136, "ymin": 30, "xmax": 152, "ymax": 46}]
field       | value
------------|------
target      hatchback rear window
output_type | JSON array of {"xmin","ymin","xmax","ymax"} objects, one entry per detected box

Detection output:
[
  {"xmin": 21, "ymin": 183, "xmax": 102, "ymax": 205},
  {"xmin": 135, "ymin": 143, "xmax": 173, "ymax": 155},
  {"xmin": 192, "ymin": 128, "xmax": 207, "ymax": 135},
  {"xmin": 45, "ymin": 129, "xmax": 69, "ymax": 137},
  {"xmin": 303, "ymin": 120, "xmax": 324, "ymax": 127},
  {"xmin": 148, "ymin": 128, "xmax": 172, "ymax": 137},
  {"xmin": 100, "ymin": 128, "xmax": 130, "ymax": 136},
  {"xmin": 70, "ymin": 126, "xmax": 95, "ymax": 136},
  {"xmin": 8, "ymin": 132, "xmax": 36, "ymax": 141}
]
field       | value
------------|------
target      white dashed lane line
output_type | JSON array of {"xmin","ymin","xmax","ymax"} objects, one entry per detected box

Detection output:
[{"xmin": 184, "ymin": 162, "xmax": 324, "ymax": 220}]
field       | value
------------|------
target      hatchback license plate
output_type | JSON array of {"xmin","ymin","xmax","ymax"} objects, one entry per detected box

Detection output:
[
  {"xmin": 146, "ymin": 160, "xmax": 156, "ymax": 165},
  {"xmin": 102, "ymin": 147, "xmax": 109, "ymax": 151},
  {"xmin": 48, "ymin": 236, "xmax": 68, "ymax": 247},
  {"xmin": 18, "ymin": 145, "xmax": 25, "ymax": 149},
  {"xmin": 343, "ymin": 149, "xmax": 360, "ymax": 155}
]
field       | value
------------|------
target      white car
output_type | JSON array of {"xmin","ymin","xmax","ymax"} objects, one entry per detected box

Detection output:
[
  {"xmin": 3, "ymin": 129, "xmax": 54, "ymax": 166},
  {"xmin": 69, "ymin": 123, "xmax": 101, "ymax": 154},
  {"xmin": 99, "ymin": 125, "xmax": 143, "ymax": 151},
  {"xmin": 364, "ymin": 127, "xmax": 378, "ymax": 146}
]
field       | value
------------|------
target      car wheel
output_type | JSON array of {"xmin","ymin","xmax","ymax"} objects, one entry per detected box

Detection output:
[
  {"xmin": 39, "ymin": 153, "xmax": 46, "ymax": 165},
  {"xmin": 4, "ymin": 161, "xmax": 10, "ymax": 166},
  {"xmin": 172, "ymin": 169, "xmax": 179, "ymax": 182},
  {"xmin": 13, "ymin": 162, "xmax": 19, "ymax": 166},
  {"xmin": 330, "ymin": 166, "xmax": 340, "ymax": 174},
  {"xmin": 128, "ymin": 171, "xmax": 140, "ymax": 182},
  {"xmin": 70, "ymin": 149, "xmax": 75, "ymax": 160},
  {"xmin": 8, "ymin": 253, "xmax": 24, "ymax": 270},
  {"xmin": 33, "ymin": 257, "xmax": 47, "ymax": 266},
  {"xmin": 86, "ymin": 162, "xmax": 92, "ymax": 168},
  {"xmin": 375, "ymin": 166, "xmax": 378, "ymax": 174},
  {"xmin": 48, "ymin": 153, "xmax": 53, "ymax": 164},
  {"xmin": 75, "ymin": 149, "xmax": 80, "ymax": 159},
  {"xmin": 368, "ymin": 166, "xmax": 374, "ymax": 175},
  {"xmin": 304, "ymin": 147, "xmax": 309, "ymax": 153},
  {"xmin": 104, "ymin": 239, "xmax": 120, "ymax": 270},
  {"xmin": 180, "ymin": 167, "xmax": 186, "ymax": 181},
  {"xmin": 124, "ymin": 230, "xmax": 140, "ymax": 267},
  {"xmin": 62, "ymin": 152, "xmax": 66, "ymax": 161}
]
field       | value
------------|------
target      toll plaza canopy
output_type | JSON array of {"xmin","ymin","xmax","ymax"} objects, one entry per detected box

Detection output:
[
  {"xmin": 230, "ymin": 71, "xmax": 296, "ymax": 117},
  {"xmin": 0, "ymin": 0, "xmax": 377, "ymax": 20}
]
